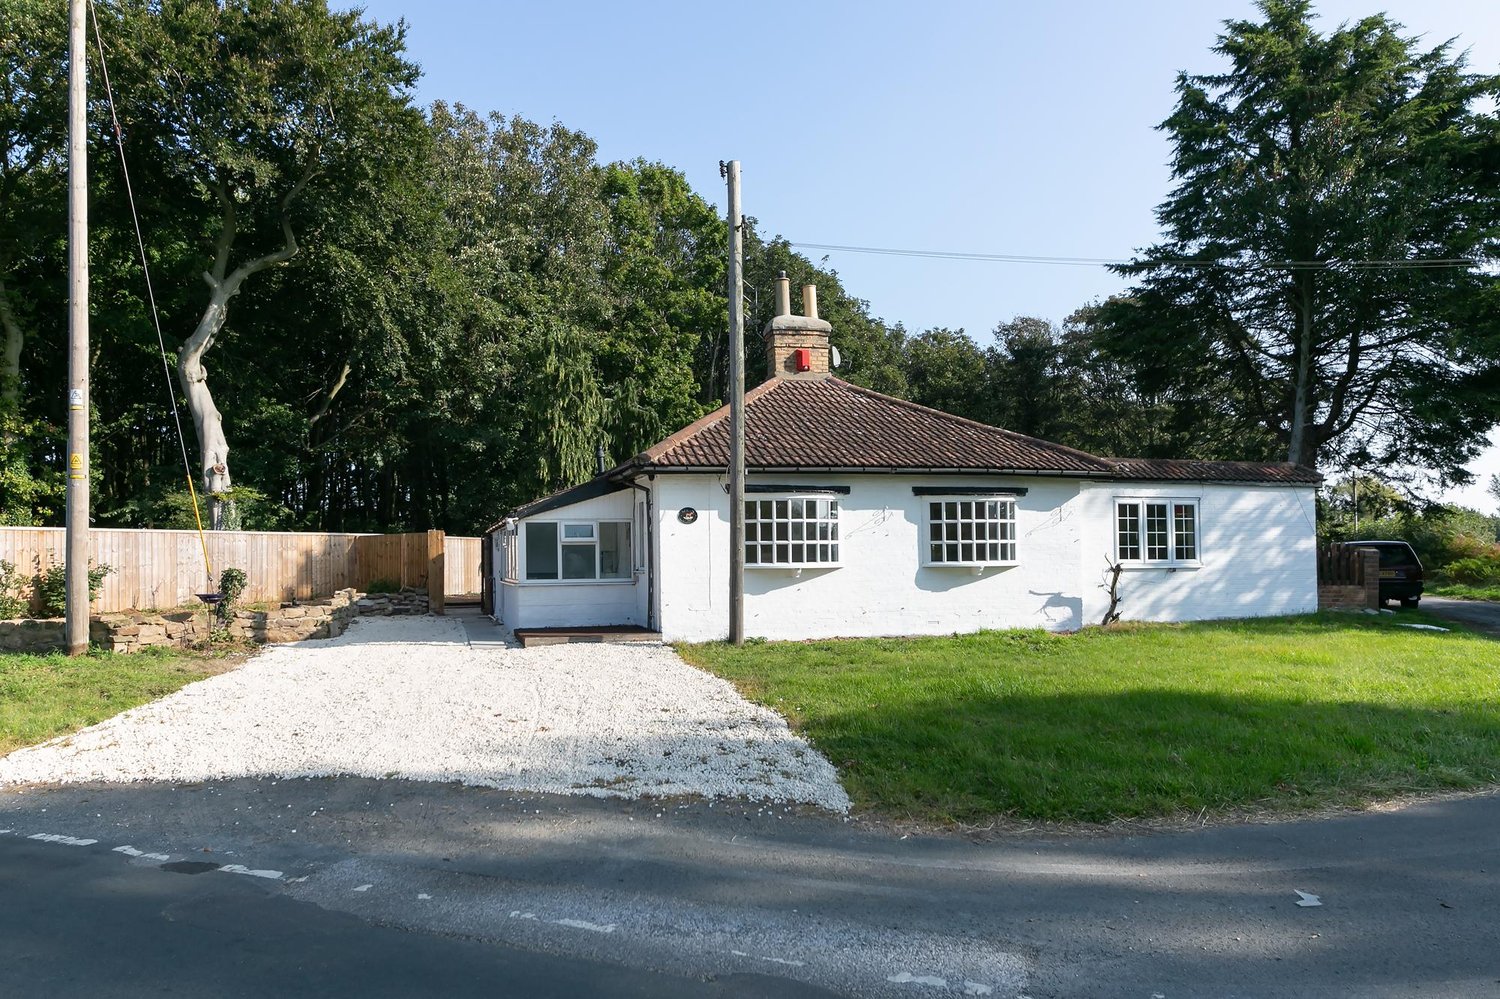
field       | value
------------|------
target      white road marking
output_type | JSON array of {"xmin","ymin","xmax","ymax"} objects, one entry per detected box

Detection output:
[
  {"xmin": 549, "ymin": 917, "xmax": 616, "ymax": 934},
  {"xmin": 887, "ymin": 971, "xmax": 949, "ymax": 987},
  {"xmin": 113, "ymin": 845, "xmax": 171, "ymax": 861},
  {"xmin": 28, "ymin": 833, "xmax": 97, "ymax": 846},
  {"xmin": 219, "ymin": 864, "xmax": 283, "ymax": 880},
  {"xmin": 353, "ymin": 883, "xmax": 374, "ymax": 892},
  {"xmin": 1294, "ymin": 889, "xmax": 1323, "ymax": 907},
  {"xmin": 418, "ymin": 893, "xmax": 432, "ymax": 900}
]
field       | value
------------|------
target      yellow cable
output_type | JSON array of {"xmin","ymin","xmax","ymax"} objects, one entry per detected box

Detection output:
[{"xmin": 185, "ymin": 476, "xmax": 214, "ymax": 588}]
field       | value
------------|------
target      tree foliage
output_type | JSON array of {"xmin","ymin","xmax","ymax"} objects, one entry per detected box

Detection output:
[{"xmin": 1109, "ymin": 0, "xmax": 1500, "ymax": 476}]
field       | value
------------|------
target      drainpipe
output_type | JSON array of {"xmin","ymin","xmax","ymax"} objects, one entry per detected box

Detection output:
[{"xmin": 624, "ymin": 476, "xmax": 656, "ymax": 631}]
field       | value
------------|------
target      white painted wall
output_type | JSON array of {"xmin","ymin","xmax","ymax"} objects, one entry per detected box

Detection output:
[
  {"xmin": 1076, "ymin": 480, "xmax": 1319, "ymax": 624},
  {"xmin": 652, "ymin": 473, "xmax": 1090, "ymax": 642},
  {"xmin": 494, "ymin": 473, "xmax": 1319, "ymax": 640},
  {"xmin": 497, "ymin": 488, "xmax": 645, "ymax": 630}
]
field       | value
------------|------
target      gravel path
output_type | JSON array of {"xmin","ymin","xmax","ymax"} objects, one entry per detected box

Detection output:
[{"xmin": 0, "ymin": 617, "xmax": 849, "ymax": 812}]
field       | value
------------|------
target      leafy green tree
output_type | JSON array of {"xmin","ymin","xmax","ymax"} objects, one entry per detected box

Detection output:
[
  {"xmin": 985, "ymin": 317, "xmax": 1084, "ymax": 441},
  {"xmin": 103, "ymin": 0, "xmax": 422, "ymax": 526},
  {"xmin": 1113, "ymin": 0, "xmax": 1500, "ymax": 474},
  {"xmin": 0, "ymin": 0, "xmax": 66, "ymax": 415},
  {"xmin": 903, "ymin": 328, "xmax": 988, "ymax": 420}
]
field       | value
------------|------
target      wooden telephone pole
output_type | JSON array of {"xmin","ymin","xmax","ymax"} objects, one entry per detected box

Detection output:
[
  {"xmin": 65, "ymin": 0, "xmax": 91, "ymax": 655},
  {"xmin": 721, "ymin": 160, "xmax": 745, "ymax": 645}
]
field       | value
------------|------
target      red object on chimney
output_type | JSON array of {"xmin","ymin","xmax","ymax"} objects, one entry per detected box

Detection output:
[{"xmin": 793, "ymin": 347, "xmax": 811, "ymax": 372}]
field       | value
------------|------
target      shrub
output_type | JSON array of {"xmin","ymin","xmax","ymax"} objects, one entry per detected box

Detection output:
[
  {"xmin": 216, "ymin": 566, "xmax": 248, "ymax": 626},
  {"xmin": 36, "ymin": 558, "xmax": 115, "ymax": 617},
  {"xmin": 364, "ymin": 576, "xmax": 401, "ymax": 594},
  {"xmin": 218, "ymin": 567, "xmax": 248, "ymax": 606},
  {"xmin": 0, "ymin": 560, "xmax": 28, "ymax": 618},
  {"xmin": 1444, "ymin": 556, "xmax": 1500, "ymax": 586}
]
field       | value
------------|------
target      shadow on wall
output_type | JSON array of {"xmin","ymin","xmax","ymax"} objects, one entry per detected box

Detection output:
[
  {"xmin": 744, "ymin": 567, "xmax": 839, "ymax": 595},
  {"xmin": 1091, "ymin": 514, "xmax": 1316, "ymax": 623}
]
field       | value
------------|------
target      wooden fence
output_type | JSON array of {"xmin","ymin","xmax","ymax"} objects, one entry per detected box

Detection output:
[
  {"xmin": 1316, "ymin": 543, "xmax": 1366, "ymax": 586},
  {"xmin": 445, "ymin": 535, "xmax": 482, "ymax": 598},
  {"xmin": 0, "ymin": 526, "xmax": 482, "ymax": 615}
]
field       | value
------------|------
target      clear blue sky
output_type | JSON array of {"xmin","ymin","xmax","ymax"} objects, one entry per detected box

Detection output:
[{"xmin": 360, "ymin": 0, "xmax": 1500, "ymax": 506}]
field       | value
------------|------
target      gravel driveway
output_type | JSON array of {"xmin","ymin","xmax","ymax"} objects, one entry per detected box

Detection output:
[{"xmin": 0, "ymin": 617, "xmax": 849, "ymax": 812}]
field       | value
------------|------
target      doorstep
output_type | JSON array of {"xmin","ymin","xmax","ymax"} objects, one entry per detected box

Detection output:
[{"xmin": 513, "ymin": 625, "xmax": 662, "ymax": 648}]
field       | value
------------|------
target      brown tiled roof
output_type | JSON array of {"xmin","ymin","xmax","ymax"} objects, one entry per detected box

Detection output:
[
  {"xmin": 1105, "ymin": 458, "xmax": 1322, "ymax": 484},
  {"xmin": 637, "ymin": 378, "xmax": 1115, "ymax": 474}
]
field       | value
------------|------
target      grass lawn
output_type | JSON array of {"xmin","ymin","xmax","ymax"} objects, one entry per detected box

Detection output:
[
  {"xmin": 1429, "ymin": 582, "xmax": 1500, "ymax": 602},
  {"xmin": 679, "ymin": 613, "xmax": 1500, "ymax": 824},
  {"xmin": 0, "ymin": 647, "xmax": 236, "ymax": 756}
]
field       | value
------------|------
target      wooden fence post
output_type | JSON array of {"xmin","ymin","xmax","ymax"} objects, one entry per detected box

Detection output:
[{"xmin": 427, "ymin": 529, "xmax": 445, "ymax": 615}]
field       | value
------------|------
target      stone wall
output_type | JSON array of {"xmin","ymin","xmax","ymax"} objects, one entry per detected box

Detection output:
[{"xmin": 0, "ymin": 587, "xmax": 431, "ymax": 655}]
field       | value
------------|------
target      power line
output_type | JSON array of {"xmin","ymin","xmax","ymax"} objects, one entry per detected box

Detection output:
[{"xmin": 789, "ymin": 241, "xmax": 1486, "ymax": 271}]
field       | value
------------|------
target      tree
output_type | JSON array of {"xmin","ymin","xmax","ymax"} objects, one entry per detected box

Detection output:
[
  {"xmin": 985, "ymin": 317, "xmax": 1082, "ymax": 440},
  {"xmin": 104, "ymin": 0, "xmax": 422, "ymax": 526},
  {"xmin": 1488, "ymin": 473, "xmax": 1500, "ymax": 516},
  {"xmin": 0, "ymin": 0, "xmax": 66, "ymax": 416},
  {"xmin": 1113, "ymin": 0, "xmax": 1500, "ymax": 475},
  {"xmin": 904, "ymin": 328, "xmax": 987, "ymax": 421}
]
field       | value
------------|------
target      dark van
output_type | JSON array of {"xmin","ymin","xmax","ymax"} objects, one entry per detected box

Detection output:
[{"xmin": 1343, "ymin": 540, "xmax": 1424, "ymax": 607}]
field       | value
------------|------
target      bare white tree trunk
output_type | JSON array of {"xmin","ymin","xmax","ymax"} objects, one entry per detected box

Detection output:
[
  {"xmin": 178, "ymin": 288, "xmax": 236, "ymax": 527},
  {"xmin": 177, "ymin": 183, "xmax": 304, "ymax": 528}
]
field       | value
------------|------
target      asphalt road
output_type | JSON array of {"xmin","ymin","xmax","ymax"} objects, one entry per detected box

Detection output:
[
  {"xmin": 1423, "ymin": 596, "xmax": 1500, "ymax": 637},
  {"xmin": 0, "ymin": 832, "xmax": 835, "ymax": 999},
  {"xmin": 4, "ymin": 779, "xmax": 1499, "ymax": 998}
]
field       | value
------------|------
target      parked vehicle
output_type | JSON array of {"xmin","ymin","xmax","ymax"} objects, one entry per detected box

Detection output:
[{"xmin": 1342, "ymin": 540, "xmax": 1424, "ymax": 607}]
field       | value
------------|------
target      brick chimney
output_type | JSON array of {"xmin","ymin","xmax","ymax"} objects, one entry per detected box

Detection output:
[{"xmin": 763, "ymin": 272, "xmax": 833, "ymax": 379}]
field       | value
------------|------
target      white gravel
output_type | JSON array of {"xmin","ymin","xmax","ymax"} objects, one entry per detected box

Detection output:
[{"xmin": 0, "ymin": 616, "xmax": 849, "ymax": 812}]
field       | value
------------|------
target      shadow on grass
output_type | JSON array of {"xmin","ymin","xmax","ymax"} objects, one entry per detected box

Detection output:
[{"xmin": 818, "ymin": 687, "xmax": 1500, "ymax": 823}]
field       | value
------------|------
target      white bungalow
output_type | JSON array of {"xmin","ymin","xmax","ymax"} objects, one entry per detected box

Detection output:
[{"xmin": 483, "ymin": 279, "xmax": 1321, "ymax": 643}]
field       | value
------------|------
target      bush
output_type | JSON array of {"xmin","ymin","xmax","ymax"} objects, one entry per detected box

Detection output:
[
  {"xmin": 364, "ymin": 576, "xmax": 401, "ymax": 594},
  {"xmin": 1444, "ymin": 556, "xmax": 1500, "ymax": 586},
  {"xmin": 0, "ymin": 560, "xmax": 28, "ymax": 618},
  {"xmin": 36, "ymin": 558, "xmax": 115, "ymax": 617},
  {"xmin": 215, "ymin": 566, "xmax": 248, "ymax": 627}
]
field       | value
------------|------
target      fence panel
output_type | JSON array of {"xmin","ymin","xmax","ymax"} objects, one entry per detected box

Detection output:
[
  {"xmin": 0, "ymin": 526, "xmax": 458, "ymax": 614},
  {"xmin": 445, "ymin": 536, "xmax": 482, "ymax": 598}
]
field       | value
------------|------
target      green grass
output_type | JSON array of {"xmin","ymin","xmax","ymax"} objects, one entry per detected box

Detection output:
[
  {"xmin": 0, "ymin": 647, "xmax": 232, "ymax": 755},
  {"xmin": 679, "ymin": 614, "xmax": 1500, "ymax": 824},
  {"xmin": 1429, "ymin": 582, "xmax": 1500, "ymax": 602}
]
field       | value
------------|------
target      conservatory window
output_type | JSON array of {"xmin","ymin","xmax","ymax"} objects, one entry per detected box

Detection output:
[{"xmin": 524, "ymin": 520, "xmax": 631, "ymax": 581}]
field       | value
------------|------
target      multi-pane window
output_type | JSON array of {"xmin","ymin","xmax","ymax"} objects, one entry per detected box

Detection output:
[
  {"xmin": 925, "ymin": 498, "xmax": 1017, "ymax": 565},
  {"xmin": 1116, "ymin": 499, "xmax": 1200, "ymax": 564},
  {"xmin": 524, "ymin": 521, "xmax": 631, "ymax": 581},
  {"xmin": 745, "ymin": 497, "xmax": 840, "ymax": 566}
]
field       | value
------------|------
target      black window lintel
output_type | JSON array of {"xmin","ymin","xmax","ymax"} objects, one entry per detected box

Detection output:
[{"xmin": 912, "ymin": 486, "xmax": 1029, "ymax": 497}]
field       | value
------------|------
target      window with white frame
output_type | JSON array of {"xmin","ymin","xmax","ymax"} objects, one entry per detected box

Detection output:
[
  {"xmin": 1115, "ymin": 499, "xmax": 1199, "ymax": 564},
  {"xmin": 925, "ymin": 497, "xmax": 1017, "ymax": 565},
  {"xmin": 523, "ymin": 520, "xmax": 631, "ymax": 581},
  {"xmin": 745, "ymin": 496, "xmax": 840, "ymax": 567},
  {"xmin": 500, "ymin": 526, "xmax": 519, "ymax": 583}
]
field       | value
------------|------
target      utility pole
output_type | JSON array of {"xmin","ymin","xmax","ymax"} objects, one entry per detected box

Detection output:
[
  {"xmin": 65, "ymin": 0, "xmax": 90, "ymax": 656},
  {"xmin": 721, "ymin": 160, "xmax": 745, "ymax": 645}
]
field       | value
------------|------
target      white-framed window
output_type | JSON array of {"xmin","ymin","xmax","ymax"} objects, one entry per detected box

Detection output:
[
  {"xmin": 745, "ymin": 496, "xmax": 840, "ymax": 567},
  {"xmin": 924, "ymin": 497, "xmax": 1017, "ymax": 566},
  {"xmin": 1115, "ymin": 498, "xmax": 1199, "ymax": 565},
  {"xmin": 500, "ymin": 525, "xmax": 519, "ymax": 583},
  {"xmin": 523, "ymin": 520, "xmax": 632, "ymax": 581}
]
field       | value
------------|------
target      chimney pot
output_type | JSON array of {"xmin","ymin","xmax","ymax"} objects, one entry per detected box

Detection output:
[
  {"xmin": 774, "ymin": 272, "xmax": 791, "ymax": 317},
  {"xmin": 801, "ymin": 284, "xmax": 818, "ymax": 320}
]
